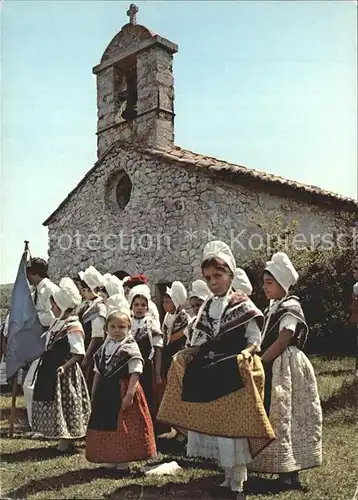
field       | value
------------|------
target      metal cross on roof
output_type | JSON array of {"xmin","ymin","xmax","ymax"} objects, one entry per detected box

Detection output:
[{"xmin": 127, "ymin": 4, "xmax": 138, "ymax": 25}]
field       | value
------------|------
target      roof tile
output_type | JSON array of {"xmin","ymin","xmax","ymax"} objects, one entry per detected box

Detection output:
[{"xmin": 43, "ymin": 141, "xmax": 358, "ymax": 225}]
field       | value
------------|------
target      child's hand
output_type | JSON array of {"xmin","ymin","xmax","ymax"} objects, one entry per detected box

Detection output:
[
  {"xmin": 155, "ymin": 374, "xmax": 163, "ymax": 385},
  {"xmin": 122, "ymin": 393, "xmax": 134, "ymax": 411},
  {"xmin": 240, "ymin": 349, "xmax": 252, "ymax": 360},
  {"xmin": 57, "ymin": 366, "xmax": 65, "ymax": 377}
]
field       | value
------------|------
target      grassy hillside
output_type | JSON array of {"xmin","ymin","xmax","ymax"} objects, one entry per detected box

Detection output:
[{"xmin": 0, "ymin": 356, "xmax": 357, "ymax": 500}]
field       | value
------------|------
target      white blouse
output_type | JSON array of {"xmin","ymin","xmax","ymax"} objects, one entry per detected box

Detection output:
[
  {"xmin": 131, "ymin": 317, "xmax": 163, "ymax": 348},
  {"xmin": 34, "ymin": 278, "xmax": 59, "ymax": 327},
  {"xmin": 91, "ymin": 316, "xmax": 106, "ymax": 338},
  {"xmin": 67, "ymin": 333, "xmax": 86, "ymax": 355},
  {"xmin": 262, "ymin": 299, "xmax": 298, "ymax": 340},
  {"xmin": 93, "ymin": 337, "xmax": 143, "ymax": 375},
  {"xmin": 163, "ymin": 312, "xmax": 176, "ymax": 331},
  {"xmin": 279, "ymin": 314, "xmax": 298, "ymax": 333},
  {"xmin": 45, "ymin": 319, "xmax": 85, "ymax": 355},
  {"xmin": 90, "ymin": 300, "xmax": 106, "ymax": 339},
  {"xmin": 208, "ymin": 292, "xmax": 261, "ymax": 347}
]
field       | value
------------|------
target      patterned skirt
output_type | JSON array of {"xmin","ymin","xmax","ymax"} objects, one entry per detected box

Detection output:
[
  {"xmin": 86, "ymin": 379, "xmax": 157, "ymax": 464},
  {"xmin": 32, "ymin": 364, "xmax": 91, "ymax": 439},
  {"xmin": 249, "ymin": 347, "xmax": 323, "ymax": 473},
  {"xmin": 157, "ymin": 351, "xmax": 275, "ymax": 458}
]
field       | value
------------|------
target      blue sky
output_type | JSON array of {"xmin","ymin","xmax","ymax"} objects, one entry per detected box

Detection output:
[{"xmin": 1, "ymin": 0, "xmax": 357, "ymax": 283}]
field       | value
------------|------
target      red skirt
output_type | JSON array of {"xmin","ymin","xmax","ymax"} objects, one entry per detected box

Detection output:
[{"xmin": 86, "ymin": 379, "xmax": 157, "ymax": 463}]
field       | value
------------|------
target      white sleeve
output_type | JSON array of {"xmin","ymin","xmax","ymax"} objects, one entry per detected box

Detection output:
[
  {"xmin": 244, "ymin": 319, "xmax": 262, "ymax": 346},
  {"xmin": 152, "ymin": 334, "xmax": 164, "ymax": 348},
  {"xmin": 91, "ymin": 316, "xmax": 105, "ymax": 338},
  {"xmin": 67, "ymin": 332, "xmax": 86, "ymax": 355},
  {"xmin": 279, "ymin": 314, "xmax": 298, "ymax": 333},
  {"xmin": 36, "ymin": 281, "xmax": 58, "ymax": 327},
  {"xmin": 128, "ymin": 358, "xmax": 143, "ymax": 374},
  {"xmin": 97, "ymin": 301, "xmax": 107, "ymax": 318}
]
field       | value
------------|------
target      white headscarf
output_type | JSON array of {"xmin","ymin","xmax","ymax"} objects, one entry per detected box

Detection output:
[
  {"xmin": 128, "ymin": 284, "xmax": 160, "ymax": 326},
  {"xmin": 265, "ymin": 252, "xmax": 299, "ymax": 294},
  {"xmin": 232, "ymin": 268, "xmax": 253, "ymax": 295},
  {"xmin": 106, "ymin": 293, "xmax": 131, "ymax": 320},
  {"xmin": 189, "ymin": 279, "xmax": 211, "ymax": 302},
  {"xmin": 128, "ymin": 284, "xmax": 151, "ymax": 306},
  {"xmin": 82, "ymin": 266, "xmax": 104, "ymax": 292},
  {"xmin": 165, "ymin": 281, "xmax": 187, "ymax": 309},
  {"xmin": 52, "ymin": 278, "xmax": 82, "ymax": 318},
  {"xmin": 202, "ymin": 241, "xmax": 252, "ymax": 297},
  {"xmin": 202, "ymin": 240, "xmax": 236, "ymax": 274},
  {"xmin": 102, "ymin": 273, "xmax": 124, "ymax": 298}
]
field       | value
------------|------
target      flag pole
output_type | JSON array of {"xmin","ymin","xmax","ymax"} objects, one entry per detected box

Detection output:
[
  {"xmin": 8, "ymin": 241, "xmax": 30, "ymax": 438},
  {"xmin": 8, "ymin": 374, "xmax": 19, "ymax": 438}
]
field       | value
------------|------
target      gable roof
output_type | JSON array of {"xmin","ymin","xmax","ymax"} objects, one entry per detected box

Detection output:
[{"xmin": 43, "ymin": 141, "xmax": 358, "ymax": 226}]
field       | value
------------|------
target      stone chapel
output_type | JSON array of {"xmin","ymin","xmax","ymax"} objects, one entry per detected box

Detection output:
[{"xmin": 44, "ymin": 5, "xmax": 357, "ymax": 306}]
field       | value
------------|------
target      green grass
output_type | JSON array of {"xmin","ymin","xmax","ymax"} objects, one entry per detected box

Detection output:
[{"xmin": 1, "ymin": 356, "xmax": 357, "ymax": 500}]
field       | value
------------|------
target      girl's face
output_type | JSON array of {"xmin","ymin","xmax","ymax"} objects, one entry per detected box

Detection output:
[
  {"xmin": 132, "ymin": 296, "xmax": 148, "ymax": 318},
  {"xmin": 202, "ymin": 266, "xmax": 232, "ymax": 296},
  {"xmin": 50, "ymin": 297, "xmax": 62, "ymax": 318},
  {"xmin": 263, "ymin": 272, "xmax": 286, "ymax": 300},
  {"xmin": 107, "ymin": 314, "xmax": 130, "ymax": 341},
  {"xmin": 189, "ymin": 297, "xmax": 204, "ymax": 316},
  {"xmin": 163, "ymin": 295, "xmax": 175, "ymax": 313},
  {"xmin": 81, "ymin": 286, "xmax": 94, "ymax": 301}
]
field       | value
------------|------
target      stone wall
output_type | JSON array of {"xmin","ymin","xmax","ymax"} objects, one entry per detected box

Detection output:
[
  {"xmin": 46, "ymin": 144, "xmax": 346, "ymax": 295},
  {"xmin": 136, "ymin": 47, "xmax": 175, "ymax": 148},
  {"xmin": 95, "ymin": 25, "xmax": 177, "ymax": 158}
]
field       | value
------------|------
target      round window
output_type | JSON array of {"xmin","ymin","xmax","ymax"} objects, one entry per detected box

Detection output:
[
  {"xmin": 116, "ymin": 173, "xmax": 132, "ymax": 209},
  {"xmin": 105, "ymin": 170, "xmax": 132, "ymax": 213}
]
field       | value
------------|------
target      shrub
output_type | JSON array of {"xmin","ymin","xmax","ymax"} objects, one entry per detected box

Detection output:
[{"xmin": 238, "ymin": 210, "xmax": 356, "ymax": 355}]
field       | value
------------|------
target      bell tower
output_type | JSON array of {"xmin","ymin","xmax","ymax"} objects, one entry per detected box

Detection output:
[{"xmin": 93, "ymin": 4, "xmax": 178, "ymax": 158}]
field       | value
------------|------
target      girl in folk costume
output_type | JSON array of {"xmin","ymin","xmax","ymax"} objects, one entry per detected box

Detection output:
[
  {"xmin": 72, "ymin": 273, "xmax": 90, "ymax": 322},
  {"xmin": 24, "ymin": 258, "xmax": 59, "ymax": 435},
  {"xmin": 32, "ymin": 278, "xmax": 91, "ymax": 452},
  {"xmin": 128, "ymin": 284, "xmax": 163, "ymax": 422},
  {"xmin": 162, "ymin": 281, "xmax": 190, "ymax": 376},
  {"xmin": 86, "ymin": 295, "xmax": 157, "ymax": 468},
  {"xmin": 186, "ymin": 280, "xmax": 211, "ymax": 348},
  {"xmin": 185, "ymin": 241, "xmax": 265, "ymax": 500},
  {"xmin": 79, "ymin": 266, "xmax": 106, "ymax": 390},
  {"xmin": 125, "ymin": 274, "xmax": 161, "ymax": 325},
  {"xmin": 249, "ymin": 252, "xmax": 322, "ymax": 489},
  {"xmin": 122, "ymin": 276, "xmax": 132, "ymax": 300}
]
